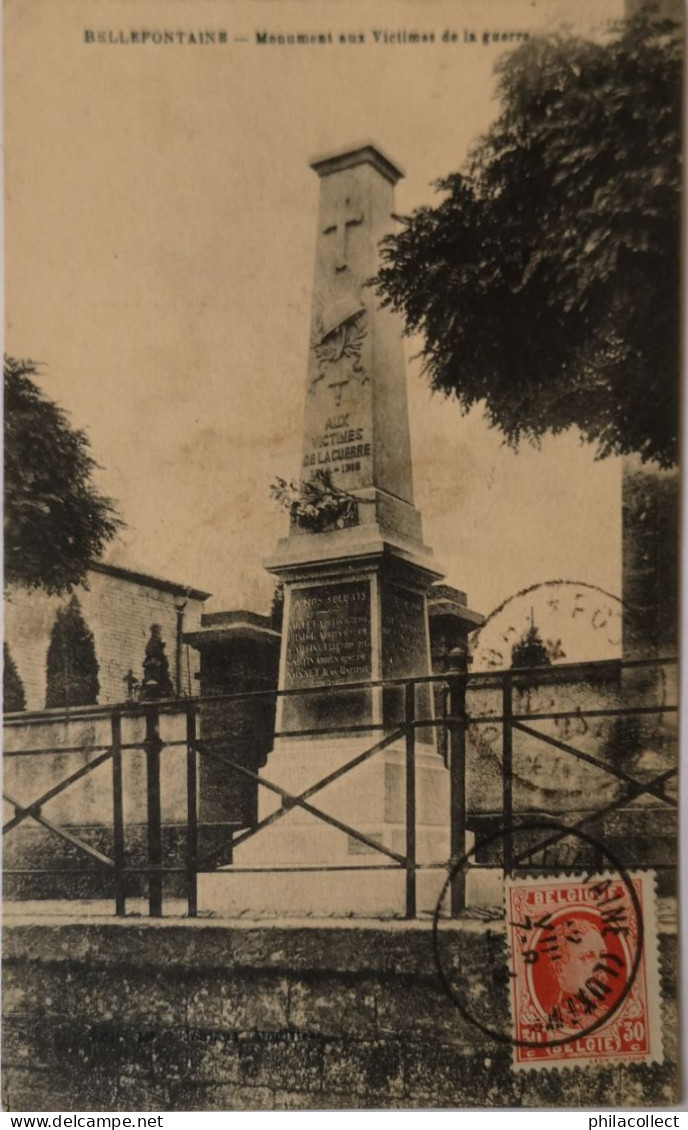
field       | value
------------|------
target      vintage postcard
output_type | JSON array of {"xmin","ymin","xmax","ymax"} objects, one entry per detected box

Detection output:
[{"xmin": 3, "ymin": 0, "xmax": 681, "ymax": 1113}]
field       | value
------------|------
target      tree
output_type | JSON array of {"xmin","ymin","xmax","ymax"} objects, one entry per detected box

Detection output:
[
  {"xmin": 372, "ymin": 9, "xmax": 681, "ymax": 468},
  {"xmin": 4, "ymin": 643, "xmax": 26, "ymax": 712},
  {"xmin": 45, "ymin": 596, "xmax": 100, "ymax": 708},
  {"xmin": 4, "ymin": 356, "xmax": 122, "ymax": 594},
  {"xmin": 511, "ymin": 624, "xmax": 551, "ymax": 669}
]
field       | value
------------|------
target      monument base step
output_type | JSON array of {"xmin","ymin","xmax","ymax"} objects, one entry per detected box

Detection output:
[
  {"xmin": 232, "ymin": 817, "xmax": 450, "ymax": 866},
  {"xmin": 234, "ymin": 737, "xmax": 450, "ymax": 873},
  {"xmin": 198, "ymin": 864, "xmax": 503, "ymax": 918}
]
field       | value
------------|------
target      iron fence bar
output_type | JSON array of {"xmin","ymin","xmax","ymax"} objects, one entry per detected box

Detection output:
[
  {"xmin": 3, "ymin": 868, "xmax": 126, "ymax": 875},
  {"xmin": 273, "ymin": 724, "xmax": 386, "ymax": 739},
  {"xmin": 130, "ymin": 739, "xmax": 188, "ymax": 749},
  {"xmin": 2, "ymin": 655, "xmax": 675, "ymax": 726},
  {"xmin": 2, "ymin": 750, "xmax": 114, "ymax": 835},
  {"xmin": 405, "ymin": 681, "xmax": 417, "ymax": 919},
  {"xmin": 231, "ymin": 726, "xmax": 404, "ymax": 847},
  {"xmin": 440, "ymin": 683, "xmax": 450, "ymax": 767},
  {"xmin": 6, "ymin": 857, "xmax": 680, "ymax": 876},
  {"xmin": 466, "ymin": 704, "xmax": 677, "ymax": 725},
  {"xmin": 204, "ymin": 864, "xmax": 401, "ymax": 873},
  {"xmin": 195, "ymin": 743, "xmax": 406, "ymax": 866},
  {"xmin": 502, "ymin": 672, "xmax": 513, "ymax": 876},
  {"xmin": 145, "ymin": 706, "xmax": 164, "ymax": 917},
  {"xmin": 12, "ymin": 702, "xmax": 673, "ymax": 755},
  {"xmin": 449, "ymin": 675, "xmax": 467, "ymax": 916},
  {"xmin": 197, "ymin": 727, "xmax": 405, "ymax": 867},
  {"xmin": 4, "ymin": 739, "xmax": 193, "ymax": 758},
  {"xmin": 512, "ymin": 766, "xmax": 678, "ymax": 866},
  {"xmin": 186, "ymin": 707, "xmax": 198, "ymax": 918},
  {"xmin": 292, "ymin": 797, "xmax": 406, "ymax": 863},
  {"xmin": 3, "ymin": 791, "xmax": 115, "ymax": 867},
  {"xmin": 123, "ymin": 866, "xmax": 186, "ymax": 873},
  {"xmin": 201, "ymin": 724, "xmax": 386, "ymax": 747},
  {"xmin": 111, "ymin": 712, "xmax": 126, "ymax": 916},
  {"xmin": 512, "ymin": 720, "xmax": 677, "ymax": 806},
  {"xmin": 283, "ymin": 727, "xmax": 404, "ymax": 800},
  {"xmin": 110, "ymin": 741, "xmax": 188, "ymax": 752},
  {"xmin": 409, "ymin": 716, "xmax": 455, "ymax": 730},
  {"xmin": 3, "ymin": 743, "xmax": 116, "ymax": 758},
  {"xmin": 513, "ymin": 705, "xmax": 678, "ymax": 721},
  {"xmin": 469, "ymin": 656, "xmax": 674, "ymax": 682}
]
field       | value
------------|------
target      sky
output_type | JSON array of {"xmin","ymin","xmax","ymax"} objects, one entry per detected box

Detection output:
[{"xmin": 6, "ymin": 0, "xmax": 624, "ymax": 621}]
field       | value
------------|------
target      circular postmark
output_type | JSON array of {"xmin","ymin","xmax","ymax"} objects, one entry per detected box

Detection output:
[
  {"xmin": 469, "ymin": 580, "xmax": 624, "ymax": 672},
  {"xmin": 463, "ymin": 580, "xmax": 670, "ymax": 835},
  {"xmin": 432, "ymin": 821, "xmax": 644, "ymax": 1051}
]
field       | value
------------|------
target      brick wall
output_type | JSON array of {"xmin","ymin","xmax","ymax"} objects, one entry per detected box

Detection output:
[
  {"xmin": 4, "ymin": 569, "xmax": 207, "ymax": 710},
  {"xmin": 2, "ymin": 917, "xmax": 678, "ymax": 1111}
]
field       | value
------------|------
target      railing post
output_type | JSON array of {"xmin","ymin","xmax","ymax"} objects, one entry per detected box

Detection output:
[
  {"xmin": 449, "ymin": 675, "xmax": 466, "ymax": 916},
  {"xmin": 502, "ymin": 672, "xmax": 513, "ymax": 876},
  {"xmin": 111, "ymin": 710, "xmax": 126, "ymax": 917},
  {"xmin": 405, "ymin": 680, "xmax": 417, "ymax": 919},
  {"xmin": 186, "ymin": 706, "xmax": 198, "ymax": 918},
  {"xmin": 145, "ymin": 705, "xmax": 163, "ymax": 917}
]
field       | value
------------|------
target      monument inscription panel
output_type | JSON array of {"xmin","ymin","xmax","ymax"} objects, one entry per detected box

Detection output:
[
  {"xmin": 381, "ymin": 584, "xmax": 427, "ymax": 680},
  {"xmin": 283, "ymin": 579, "xmax": 372, "ymax": 732},
  {"xmin": 381, "ymin": 581, "xmax": 433, "ymax": 739},
  {"xmin": 286, "ymin": 580, "xmax": 371, "ymax": 687}
]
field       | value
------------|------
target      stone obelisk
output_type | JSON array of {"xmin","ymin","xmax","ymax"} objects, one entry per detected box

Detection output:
[{"xmin": 204, "ymin": 145, "xmax": 449, "ymax": 915}]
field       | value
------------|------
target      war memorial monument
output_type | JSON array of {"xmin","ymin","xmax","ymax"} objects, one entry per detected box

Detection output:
[{"xmin": 200, "ymin": 144, "xmax": 453, "ymax": 916}]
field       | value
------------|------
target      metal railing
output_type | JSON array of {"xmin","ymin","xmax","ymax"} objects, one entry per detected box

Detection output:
[{"xmin": 3, "ymin": 656, "xmax": 677, "ymax": 919}]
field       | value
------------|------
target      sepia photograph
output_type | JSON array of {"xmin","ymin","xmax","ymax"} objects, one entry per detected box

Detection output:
[{"xmin": 2, "ymin": 0, "xmax": 682, "ymax": 1113}]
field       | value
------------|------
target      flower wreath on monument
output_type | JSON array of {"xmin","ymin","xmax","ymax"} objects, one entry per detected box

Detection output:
[{"xmin": 270, "ymin": 469, "xmax": 359, "ymax": 533}]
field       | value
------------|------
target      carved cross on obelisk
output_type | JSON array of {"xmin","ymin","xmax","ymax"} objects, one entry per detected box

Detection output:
[
  {"xmin": 322, "ymin": 191, "xmax": 363, "ymax": 272},
  {"xmin": 326, "ymin": 372, "xmax": 349, "ymax": 407}
]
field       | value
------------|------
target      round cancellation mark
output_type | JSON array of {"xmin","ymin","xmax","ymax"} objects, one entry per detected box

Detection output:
[{"xmin": 431, "ymin": 821, "xmax": 645, "ymax": 1053}]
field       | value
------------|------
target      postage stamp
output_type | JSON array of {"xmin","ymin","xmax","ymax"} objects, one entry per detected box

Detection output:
[{"xmin": 505, "ymin": 870, "xmax": 662, "ymax": 1069}]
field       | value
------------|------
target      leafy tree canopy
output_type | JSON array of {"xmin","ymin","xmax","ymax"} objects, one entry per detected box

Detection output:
[
  {"xmin": 372, "ymin": 8, "xmax": 681, "ymax": 468},
  {"xmin": 4, "ymin": 356, "xmax": 123, "ymax": 594}
]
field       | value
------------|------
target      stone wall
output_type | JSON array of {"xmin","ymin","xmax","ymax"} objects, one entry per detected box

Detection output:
[
  {"xmin": 4, "ymin": 566, "xmax": 207, "ymax": 710},
  {"xmin": 3, "ymin": 709, "xmax": 192, "ymax": 899},
  {"xmin": 464, "ymin": 665, "xmax": 678, "ymax": 890},
  {"xmin": 466, "ymin": 669, "xmax": 624, "ymax": 823},
  {"xmin": 2, "ymin": 917, "xmax": 677, "ymax": 1111}
]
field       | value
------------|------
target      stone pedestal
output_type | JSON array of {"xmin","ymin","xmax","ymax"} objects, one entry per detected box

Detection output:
[
  {"xmin": 236, "ymin": 738, "xmax": 449, "ymax": 862},
  {"xmin": 204, "ymin": 543, "xmax": 450, "ymax": 915}
]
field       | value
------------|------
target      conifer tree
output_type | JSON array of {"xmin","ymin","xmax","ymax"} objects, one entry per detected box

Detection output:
[
  {"xmin": 45, "ymin": 595, "xmax": 100, "ymax": 707},
  {"xmin": 3, "ymin": 643, "xmax": 26, "ymax": 712}
]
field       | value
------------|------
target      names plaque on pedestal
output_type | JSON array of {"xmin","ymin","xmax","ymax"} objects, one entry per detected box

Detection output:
[
  {"xmin": 282, "ymin": 579, "xmax": 372, "ymax": 732},
  {"xmin": 381, "ymin": 581, "xmax": 433, "ymax": 739}
]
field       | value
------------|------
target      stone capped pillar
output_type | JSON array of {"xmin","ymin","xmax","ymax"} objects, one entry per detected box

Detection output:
[{"xmin": 202, "ymin": 146, "xmax": 449, "ymax": 916}]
